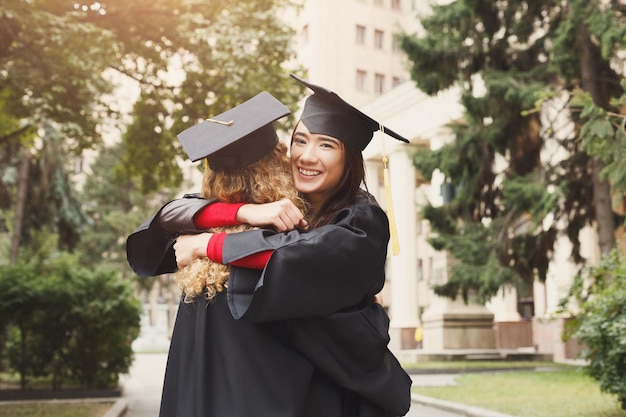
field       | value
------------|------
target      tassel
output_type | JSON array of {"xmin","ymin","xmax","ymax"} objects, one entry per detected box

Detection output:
[{"xmin": 380, "ymin": 126, "xmax": 400, "ymax": 256}]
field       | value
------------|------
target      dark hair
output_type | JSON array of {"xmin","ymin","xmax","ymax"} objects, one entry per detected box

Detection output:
[{"xmin": 307, "ymin": 143, "xmax": 366, "ymax": 228}]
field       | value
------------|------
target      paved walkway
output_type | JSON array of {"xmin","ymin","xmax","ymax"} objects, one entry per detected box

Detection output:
[{"xmin": 117, "ymin": 353, "xmax": 510, "ymax": 417}]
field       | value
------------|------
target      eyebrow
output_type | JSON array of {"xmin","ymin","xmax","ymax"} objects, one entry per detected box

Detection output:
[{"xmin": 293, "ymin": 130, "xmax": 343, "ymax": 147}]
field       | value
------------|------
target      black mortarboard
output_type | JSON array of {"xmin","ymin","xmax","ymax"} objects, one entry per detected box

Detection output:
[
  {"xmin": 177, "ymin": 91, "xmax": 290, "ymax": 170},
  {"xmin": 290, "ymin": 73, "xmax": 409, "ymax": 151}
]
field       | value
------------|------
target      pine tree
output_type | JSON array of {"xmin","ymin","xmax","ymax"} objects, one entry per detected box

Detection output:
[{"xmin": 398, "ymin": 0, "xmax": 625, "ymax": 301}]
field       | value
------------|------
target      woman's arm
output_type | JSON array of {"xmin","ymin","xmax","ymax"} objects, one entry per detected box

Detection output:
[
  {"xmin": 174, "ymin": 232, "xmax": 272, "ymax": 270},
  {"xmin": 126, "ymin": 196, "xmax": 215, "ymax": 277},
  {"xmin": 127, "ymin": 196, "xmax": 305, "ymax": 277},
  {"xmin": 225, "ymin": 203, "xmax": 391, "ymax": 321},
  {"xmin": 162, "ymin": 198, "xmax": 306, "ymax": 232}
]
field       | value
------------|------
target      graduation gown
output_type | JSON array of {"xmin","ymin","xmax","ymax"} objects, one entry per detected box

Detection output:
[
  {"xmin": 126, "ymin": 192, "xmax": 412, "ymax": 417},
  {"xmin": 160, "ymin": 293, "xmax": 314, "ymax": 417}
]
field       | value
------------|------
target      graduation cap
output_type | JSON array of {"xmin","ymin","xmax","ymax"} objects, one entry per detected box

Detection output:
[
  {"xmin": 177, "ymin": 91, "xmax": 290, "ymax": 170},
  {"xmin": 290, "ymin": 73, "xmax": 409, "ymax": 151}
]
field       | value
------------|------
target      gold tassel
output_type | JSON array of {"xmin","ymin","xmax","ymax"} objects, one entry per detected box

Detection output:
[
  {"xmin": 380, "ymin": 126, "xmax": 400, "ymax": 256},
  {"xmin": 204, "ymin": 158, "xmax": 208, "ymax": 170}
]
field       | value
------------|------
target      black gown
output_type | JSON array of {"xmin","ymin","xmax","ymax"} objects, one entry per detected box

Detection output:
[{"xmin": 126, "ymin": 191, "xmax": 412, "ymax": 417}]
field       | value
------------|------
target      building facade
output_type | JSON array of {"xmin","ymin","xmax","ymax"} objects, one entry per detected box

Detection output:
[{"xmin": 291, "ymin": 0, "xmax": 422, "ymax": 106}]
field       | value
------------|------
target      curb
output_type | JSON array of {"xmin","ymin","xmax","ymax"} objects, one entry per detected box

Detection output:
[
  {"xmin": 411, "ymin": 393, "xmax": 516, "ymax": 417},
  {"xmin": 103, "ymin": 398, "xmax": 128, "ymax": 417}
]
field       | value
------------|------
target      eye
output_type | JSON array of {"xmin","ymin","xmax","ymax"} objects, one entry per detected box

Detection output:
[{"xmin": 320, "ymin": 138, "xmax": 340, "ymax": 149}]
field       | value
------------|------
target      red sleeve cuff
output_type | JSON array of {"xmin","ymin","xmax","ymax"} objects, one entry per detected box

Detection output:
[
  {"xmin": 207, "ymin": 232, "xmax": 272, "ymax": 270},
  {"xmin": 230, "ymin": 251, "xmax": 273, "ymax": 270},
  {"xmin": 206, "ymin": 232, "xmax": 227, "ymax": 264},
  {"xmin": 194, "ymin": 202, "xmax": 245, "ymax": 229}
]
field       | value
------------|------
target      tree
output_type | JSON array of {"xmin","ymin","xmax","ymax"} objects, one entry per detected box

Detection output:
[
  {"xmin": 557, "ymin": 78, "xmax": 626, "ymax": 411},
  {"xmin": 1, "ymin": 0, "xmax": 305, "ymax": 257},
  {"xmin": 572, "ymin": 81, "xmax": 626, "ymax": 209},
  {"xmin": 0, "ymin": 0, "xmax": 305, "ymax": 389},
  {"xmin": 398, "ymin": 0, "xmax": 625, "ymax": 301},
  {"xmin": 79, "ymin": 141, "xmax": 165, "ymax": 272}
]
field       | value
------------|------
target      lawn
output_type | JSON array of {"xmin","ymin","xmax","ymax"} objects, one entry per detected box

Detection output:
[
  {"xmin": 412, "ymin": 367, "xmax": 626, "ymax": 417},
  {"xmin": 0, "ymin": 363, "xmax": 621, "ymax": 417},
  {"xmin": 0, "ymin": 401, "xmax": 112, "ymax": 417},
  {"xmin": 403, "ymin": 360, "xmax": 568, "ymax": 371},
  {"xmin": 0, "ymin": 372, "xmax": 118, "ymax": 417}
]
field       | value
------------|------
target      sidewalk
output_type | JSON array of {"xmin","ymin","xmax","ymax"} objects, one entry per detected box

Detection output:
[
  {"xmin": 115, "ymin": 352, "xmax": 513, "ymax": 417},
  {"xmin": 115, "ymin": 353, "xmax": 166, "ymax": 417}
]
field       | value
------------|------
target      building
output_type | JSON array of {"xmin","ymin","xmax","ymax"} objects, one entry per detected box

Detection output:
[{"xmin": 291, "ymin": 0, "xmax": 423, "ymax": 106}]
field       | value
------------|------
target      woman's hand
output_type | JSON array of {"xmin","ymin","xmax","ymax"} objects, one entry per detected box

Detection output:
[
  {"xmin": 174, "ymin": 233, "xmax": 213, "ymax": 269},
  {"xmin": 236, "ymin": 199, "xmax": 307, "ymax": 232}
]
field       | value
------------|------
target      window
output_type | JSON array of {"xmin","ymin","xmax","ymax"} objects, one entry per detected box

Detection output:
[
  {"xmin": 391, "ymin": 35, "xmax": 400, "ymax": 52},
  {"xmin": 391, "ymin": 0, "xmax": 401, "ymax": 10},
  {"xmin": 392, "ymin": 76, "xmax": 401, "ymax": 88},
  {"xmin": 356, "ymin": 25, "xmax": 366, "ymax": 45},
  {"xmin": 374, "ymin": 73, "xmax": 385, "ymax": 94},
  {"xmin": 356, "ymin": 70, "xmax": 367, "ymax": 92},
  {"xmin": 374, "ymin": 29, "xmax": 384, "ymax": 49}
]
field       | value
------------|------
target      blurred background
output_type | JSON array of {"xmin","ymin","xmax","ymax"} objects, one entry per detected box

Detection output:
[{"xmin": 2, "ymin": 1, "xmax": 626, "ymax": 413}]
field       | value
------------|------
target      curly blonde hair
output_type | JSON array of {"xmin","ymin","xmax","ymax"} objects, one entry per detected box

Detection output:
[{"xmin": 174, "ymin": 141, "xmax": 307, "ymax": 303}]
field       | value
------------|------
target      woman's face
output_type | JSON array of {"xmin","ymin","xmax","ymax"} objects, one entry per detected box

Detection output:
[{"xmin": 290, "ymin": 121, "xmax": 345, "ymax": 210}]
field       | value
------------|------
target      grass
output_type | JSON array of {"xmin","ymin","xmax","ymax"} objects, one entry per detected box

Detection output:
[
  {"xmin": 403, "ymin": 360, "xmax": 568, "ymax": 371},
  {"xmin": 412, "ymin": 367, "xmax": 626, "ymax": 417},
  {"xmin": 0, "ymin": 373, "xmax": 118, "ymax": 417},
  {"xmin": 0, "ymin": 361, "xmax": 620, "ymax": 417},
  {"xmin": 0, "ymin": 402, "xmax": 113, "ymax": 417}
]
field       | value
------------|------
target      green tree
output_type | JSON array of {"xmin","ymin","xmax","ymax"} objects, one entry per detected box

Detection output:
[
  {"xmin": 117, "ymin": 0, "xmax": 305, "ymax": 193},
  {"xmin": 398, "ymin": 0, "xmax": 625, "ymax": 301},
  {"xmin": 1, "ymin": 0, "xmax": 305, "ymax": 257},
  {"xmin": 79, "ymin": 141, "xmax": 170, "ymax": 273},
  {"xmin": 571, "ymin": 81, "xmax": 626, "ymax": 204}
]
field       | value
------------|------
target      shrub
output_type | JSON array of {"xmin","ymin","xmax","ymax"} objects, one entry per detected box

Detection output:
[
  {"xmin": 0, "ymin": 253, "xmax": 141, "ymax": 390},
  {"xmin": 563, "ymin": 250, "xmax": 626, "ymax": 409}
]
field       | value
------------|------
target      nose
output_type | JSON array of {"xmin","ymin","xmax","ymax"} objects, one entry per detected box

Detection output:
[{"xmin": 297, "ymin": 143, "xmax": 318, "ymax": 163}]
